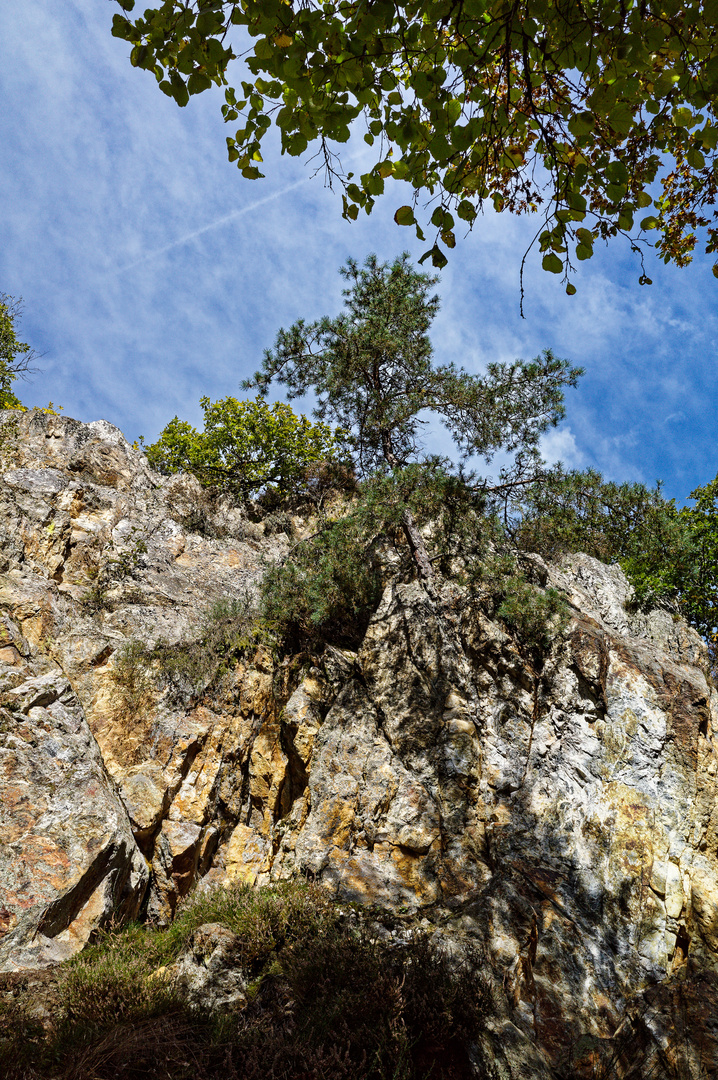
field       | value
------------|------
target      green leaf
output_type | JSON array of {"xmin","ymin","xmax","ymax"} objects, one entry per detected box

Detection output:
[
  {"xmin": 419, "ymin": 244, "xmax": 448, "ymax": 268},
  {"xmin": 394, "ymin": 205, "xmax": 415, "ymax": 226},
  {"xmin": 568, "ymin": 111, "xmax": 594, "ymax": 138},
  {"xmin": 701, "ymin": 125, "xmax": 718, "ymax": 150},
  {"xmin": 606, "ymin": 182, "xmax": 627, "ymax": 203},
  {"xmin": 542, "ymin": 253, "xmax": 563, "ymax": 274},
  {"xmin": 130, "ymin": 44, "xmax": 149, "ymax": 68},
  {"xmin": 566, "ymin": 282, "xmax": 577, "ymax": 295},
  {"xmin": 640, "ymin": 215, "xmax": 659, "ymax": 230},
  {"xmin": 672, "ymin": 107, "xmax": 694, "ymax": 128},
  {"xmin": 446, "ymin": 99, "xmax": 462, "ymax": 125},
  {"xmin": 255, "ymin": 38, "xmax": 274, "ymax": 60},
  {"xmin": 567, "ymin": 191, "xmax": 588, "ymax": 214},
  {"xmin": 609, "ymin": 104, "xmax": 633, "ymax": 136},
  {"xmin": 605, "ymin": 161, "xmax": 629, "ymax": 185},
  {"xmin": 686, "ymin": 146, "xmax": 705, "ymax": 169},
  {"xmin": 188, "ymin": 71, "xmax": 212, "ymax": 95},
  {"xmin": 111, "ymin": 14, "xmax": 132, "ymax": 39},
  {"xmin": 575, "ymin": 244, "xmax": 593, "ymax": 261}
]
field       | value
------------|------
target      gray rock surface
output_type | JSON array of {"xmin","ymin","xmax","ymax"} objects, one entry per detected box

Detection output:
[{"xmin": 161, "ymin": 922, "xmax": 247, "ymax": 1011}]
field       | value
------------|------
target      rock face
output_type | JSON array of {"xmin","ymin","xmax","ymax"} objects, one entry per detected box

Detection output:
[
  {"xmin": 1, "ymin": 408, "xmax": 717, "ymax": 1074},
  {"xmin": 281, "ymin": 572, "xmax": 717, "ymax": 1069},
  {"xmin": 0, "ymin": 621, "xmax": 148, "ymax": 971}
]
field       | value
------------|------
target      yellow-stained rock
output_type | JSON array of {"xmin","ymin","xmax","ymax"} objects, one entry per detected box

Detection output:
[{"xmin": 224, "ymin": 824, "xmax": 271, "ymax": 885}]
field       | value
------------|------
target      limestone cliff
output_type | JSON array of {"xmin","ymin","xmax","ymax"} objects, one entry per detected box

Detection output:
[{"xmin": 1, "ymin": 408, "xmax": 717, "ymax": 1076}]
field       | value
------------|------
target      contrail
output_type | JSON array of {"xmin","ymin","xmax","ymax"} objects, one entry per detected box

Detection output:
[{"xmin": 111, "ymin": 174, "xmax": 312, "ymax": 274}]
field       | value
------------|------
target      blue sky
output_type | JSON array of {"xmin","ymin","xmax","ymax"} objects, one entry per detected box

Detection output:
[{"xmin": 1, "ymin": 0, "xmax": 716, "ymax": 502}]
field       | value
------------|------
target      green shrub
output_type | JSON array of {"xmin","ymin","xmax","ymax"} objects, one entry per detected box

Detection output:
[
  {"xmin": 143, "ymin": 396, "xmax": 347, "ymax": 501},
  {"xmin": 136, "ymin": 593, "xmax": 276, "ymax": 704},
  {"xmin": 496, "ymin": 577, "xmax": 569, "ymax": 659},
  {"xmin": 81, "ymin": 534, "xmax": 149, "ymax": 612},
  {"xmin": 283, "ymin": 929, "xmax": 490, "ymax": 1078},
  {"xmin": 510, "ymin": 466, "xmax": 693, "ymax": 610},
  {"xmin": 260, "ymin": 513, "xmax": 382, "ymax": 649},
  {"xmin": 107, "ymin": 594, "xmax": 275, "ymax": 721},
  {"xmin": 170, "ymin": 596, "xmax": 271, "ymax": 695},
  {"xmin": 260, "ymin": 462, "xmax": 488, "ymax": 648},
  {"xmin": 110, "ymin": 638, "xmax": 155, "ymax": 724},
  {"xmin": 0, "ymin": 994, "xmax": 46, "ymax": 1076},
  {"xmin": 60, "ymin": 946, "xmax": 181, "ymax": 1031},
  {"xmin": 71, "ymin": 881, "xmax": 337, "ymax": 982},
  {"xmin": 0, "ymin": 294, "xmax": 40, "ymax": 410}
]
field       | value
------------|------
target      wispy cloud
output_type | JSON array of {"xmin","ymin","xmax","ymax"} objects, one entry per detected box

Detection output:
[
  {"xmin": 110, "ymin": 177, "xmax": 314, "ymax": 274},
  {"xmin": 1, "ymin": 0, "xmax": 716, "ymax": 498}
]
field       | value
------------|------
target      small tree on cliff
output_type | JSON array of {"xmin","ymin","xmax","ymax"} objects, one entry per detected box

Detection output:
[
  {"xmin": 142, "ymin": 394, "xmax": 344, "ymax": 500},
  {"xmin": 0, "ymin": 294, "xmax": 39, "ymax": 409},
  {"xmin": 246, "ymin": 253, "xmax": 582, "ymax": 581}
]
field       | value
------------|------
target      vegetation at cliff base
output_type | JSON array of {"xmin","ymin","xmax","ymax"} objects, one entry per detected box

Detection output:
[
  {"xmin": 112, "ymin": 0, "xmax": 718, "ymax": 289},
  {"xmin": 0, "ymin": 881, "xmax": 491, "ymax": 1080}
]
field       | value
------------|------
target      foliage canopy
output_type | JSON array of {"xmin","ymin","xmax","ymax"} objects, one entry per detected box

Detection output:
[
  {"xmin": 250, "ymin": 252, "xmax": 580, "ymax": 642},
  {"xmin": 113, "ymin": 0, "xmax": 718, "ymax": 288},
  {"xmin": 512, "ymin": 465, "xmax": 718, "ymax": 671},
  {"xmin": 679, "ymin": 472, "xmax": 718, "ymax": 660},
  {"xmin": 142, "ymin": 394, "xmax": 344, "ymax": 497},
  {"xmin": 248, "ymin": 252, "xmax": 580, "ymax": 582}
]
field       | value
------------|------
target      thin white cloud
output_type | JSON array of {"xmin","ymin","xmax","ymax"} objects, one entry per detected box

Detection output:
[
  {"xmin": 1, "ymin": 0, "xmax": 716, "ymax": 498},
  {"xmin": 110, "ymin": 176, "xmax": 313, "ymax": 274}
]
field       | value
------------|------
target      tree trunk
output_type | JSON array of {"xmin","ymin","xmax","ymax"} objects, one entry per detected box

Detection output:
[
  {"xmin": 401, "ymin": 506, "xmax": 434, "ymax": 584},
  {"xmin": 382, "ymin": 441, "xmax": 434, "ymax": 588}
]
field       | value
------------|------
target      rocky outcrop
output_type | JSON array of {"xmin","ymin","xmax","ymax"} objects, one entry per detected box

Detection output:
[
  {"xmin": 157, "ymin": 922, "xmax": 248, "ymax": 1012},
  {"xmin": 1, "ymin": 408, "xmax": 717, "ymax": 1075},
  {"xmin": 279, "ymin": 568, "xmax": 717, "ymax": 1070},
  {"xmin": 0, "ymin": 409, "xmax": 292, "ymax": 959},
  {"xmin": 0, "ymin": 621, "xmax": 147, "ymax": 971}
]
